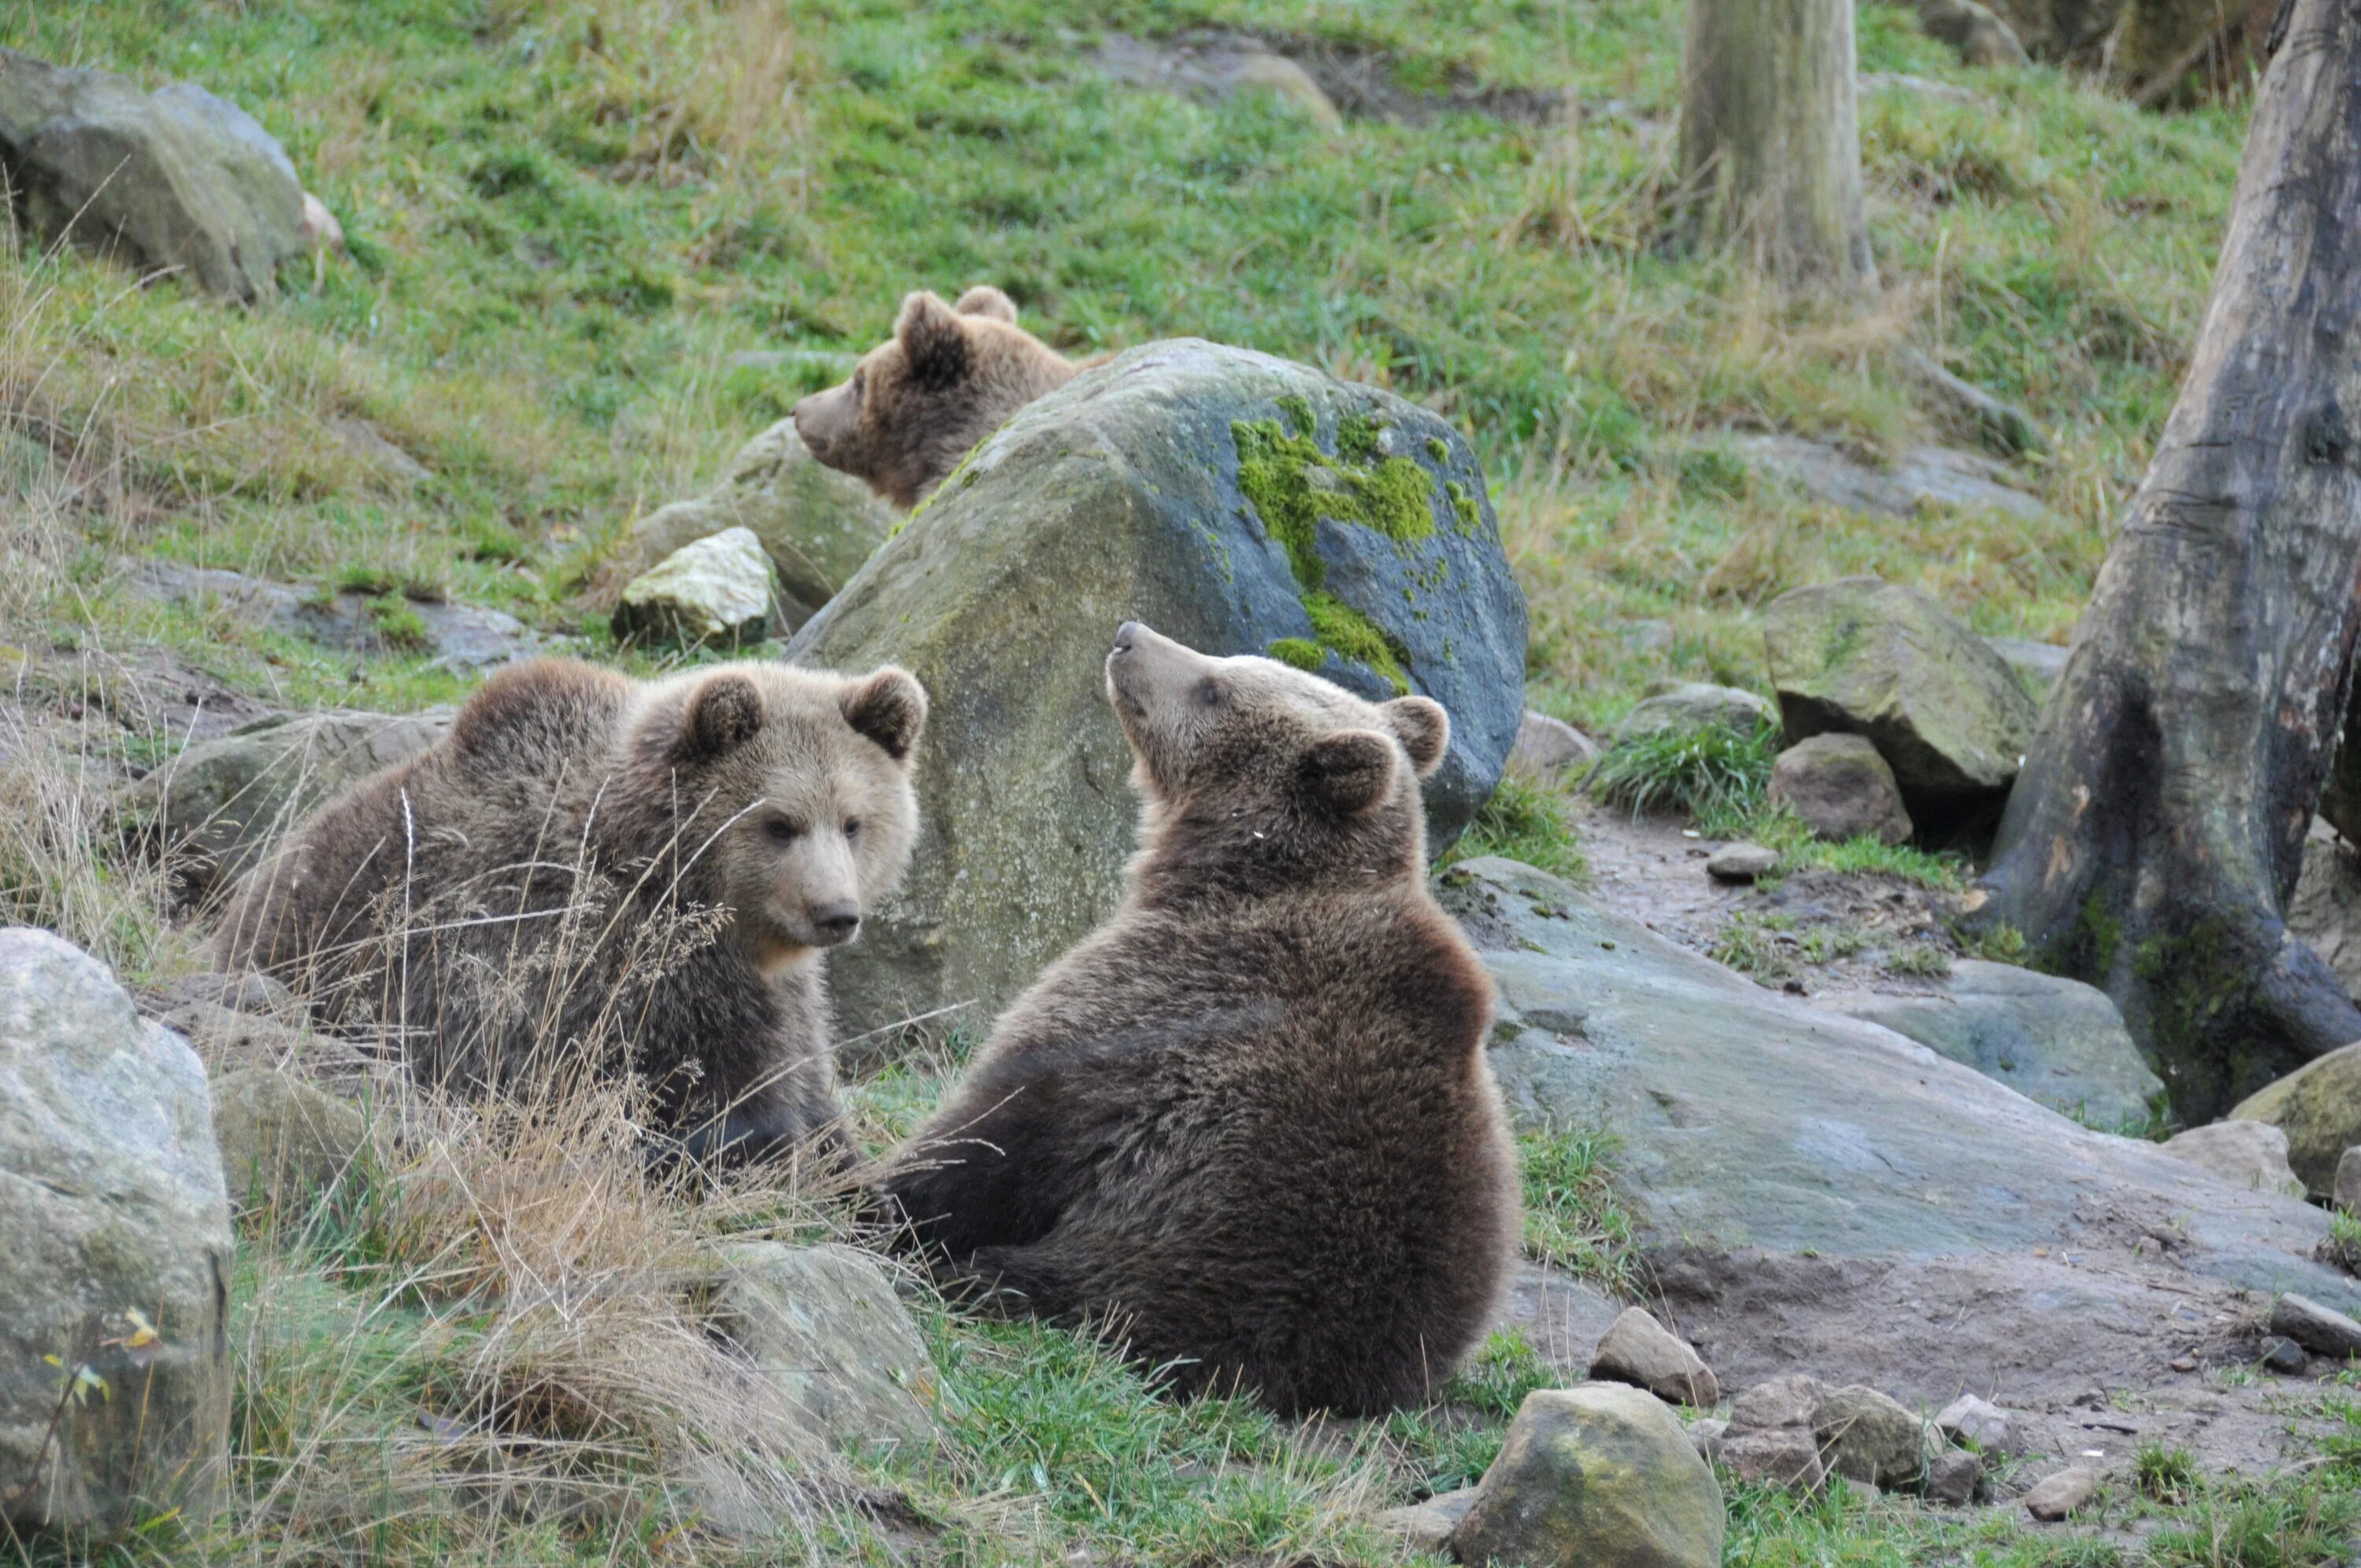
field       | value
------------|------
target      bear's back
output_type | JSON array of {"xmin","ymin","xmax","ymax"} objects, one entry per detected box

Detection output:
[{"xmin": 982, "ymin": 886, "xmax": 1518, "ymax": 1412}]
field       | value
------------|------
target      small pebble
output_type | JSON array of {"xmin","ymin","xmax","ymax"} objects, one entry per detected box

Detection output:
[{"xmin": 2259, "ymin": 1336, "xmax": 2308, "ymax": 1374}]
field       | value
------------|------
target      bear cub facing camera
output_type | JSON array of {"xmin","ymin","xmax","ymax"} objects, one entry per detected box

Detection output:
[
  {"xmin": 793, "ymin": 286, "xmax": 1092, "ymax": 508},
  {"xmin": 874, "ymin": 623, "xmax": 1520, "ymax": 1415},
  {"xmin": 214, "ymin": 656, "xmax": 927, "ymax": 1166}
]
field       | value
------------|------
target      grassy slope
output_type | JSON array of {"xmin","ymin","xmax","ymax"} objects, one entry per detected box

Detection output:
[{"xmin": 0, "ymin": 0, "xmax": 2327, "ymax": 1564}]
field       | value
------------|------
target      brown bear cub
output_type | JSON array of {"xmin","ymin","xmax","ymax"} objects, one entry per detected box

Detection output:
[
  {"xmin": 793, "ymin": 285, "xmax": 1091, "ymax": 508},
  {"xmin": 874, "ymin": 623, "xmax": 1520, "ymax": 1415},
  {"xmin": 215, "ymin": 656, "xmax": 926, "ymax": 1166}
]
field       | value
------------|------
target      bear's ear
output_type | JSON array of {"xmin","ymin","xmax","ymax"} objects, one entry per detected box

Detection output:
[
  {"xmin": 954, "ymin": 285, "xmax": 1018, "ymax": 323},
  {"xmin": 1302, "ymin": 729, "xmax": 1398, "ymax": 817},
  {"xmin": 678, "ymin": 674, "xmax": 765, "ymax": 762},
  {"xmin": 895, "ymin": 291, "xmax": 970, "ymax": 390},
  {"xmin": 1380, "ymin": 695, "xmax": 1449, "ymax": 777},
  {"xmin": 842, "ymin": 666, "xmax": 928, "ymax": 765}
]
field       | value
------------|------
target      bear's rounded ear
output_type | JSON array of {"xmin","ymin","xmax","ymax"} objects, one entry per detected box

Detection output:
[
  {"xmin": 895, "ymin": 291, "xmax": 970, "ymax": 390},
  {"xmin": 842, "ymin": 666, "xmax": 928, "ymax": 765},
  {"xmin": 1380, "ymin": 695, "xmax": 1450, "ymax": 777},
  {"xmin": 1302, "ymin": 729, "xmax": 1397, "ymax": 817},
  {"xmin": 679, "ymin": 673, "xmax": 764, "ymax": 762},
  {"xmin": 954, "ymin": 284, "xmax": 1018, "ymax": 323}
]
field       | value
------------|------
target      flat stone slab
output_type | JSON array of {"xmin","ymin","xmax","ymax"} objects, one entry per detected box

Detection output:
[
  {"xmin": 1441, "ymin": 856, "xmax": 2360, "ymax": 1423},
  {"xmin": 1724, "ymin": 433, "xmax": 2045, "ymax": 521}
]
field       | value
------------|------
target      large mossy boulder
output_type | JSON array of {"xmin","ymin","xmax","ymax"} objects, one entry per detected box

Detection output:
[
  {"xmin": 2231, "ymin": 1044, "xmax": 2361, "ymax": 1198},
  {"xmin": 785, "ymin": 339, "xmax": 1525, "ymax": 1040},
  {"xmin": 705, "ymin": 1243, "xmax": 941, "ymax": 1459},
  {"xmin": 0, "ymin": 50, "xmax": 306, "ymax": 303},
  {"xmin": 2, "ymin": 928, "xmax": 232, "ymax": 1537},
  {"xmin": 1448, "ymin": 1384, "xmax": 1724, "ymax": 1568},
  {"xmin": 1762, "ymin": 576, "xmax": 2037, "ymax": 809},
  {"xmin": 624, "ymin": 420, "xmax": 892, "ymax": 630}
]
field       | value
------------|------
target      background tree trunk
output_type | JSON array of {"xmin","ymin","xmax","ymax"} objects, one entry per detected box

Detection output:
[
  {"xmin": 1972, "ymin": 0, "xmax": 2361, "ymax": 1122},
  {"xmin": 2112, "ymin": 0, "xmax": 2280, "ymax": 108},
  {"xmin": 1677, "ymin": 0, "xmax": 1876, "ymax": 294}
]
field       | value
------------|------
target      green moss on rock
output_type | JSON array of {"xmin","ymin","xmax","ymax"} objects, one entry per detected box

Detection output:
[
  {"xmin": 1267, "ymin": 637, "xmax": 1325, "ymax": 672},
  {"xmin": 1231, "ymin": 397, "xmax": 1447, "ymax": 690},
  {"xmin": 1305, "ymin": 591, "xmax": 1410, "ymax": 694}
]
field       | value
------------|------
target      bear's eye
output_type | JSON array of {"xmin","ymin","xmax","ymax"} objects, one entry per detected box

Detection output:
[
  {"xmin": 851, "ymin": 367, "xmax": 866, "ymax": 398},
  {"xmin": 1196, "ymin": 677, "xmax": 1224, "ymax": 709},
  {"xmin": 843, "ymin": 817, "xmax": 863, "ymax": 841},
  {"xmin": 764, "ymin": 817, "xmax": 804, "ymax": 844}
]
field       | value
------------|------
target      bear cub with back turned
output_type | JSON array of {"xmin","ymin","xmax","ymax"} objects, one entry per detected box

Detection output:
[
  {"xmin": 215, "ymin": 656, "xmax": 926, "ymax": 1164},
  {"xmin": 793, "ymin": 286, "xmax": 1094, "ymax": 508},
  {"xmin": 874, "ymin": 622, "xmax": 1520, "ymax": 1415}
]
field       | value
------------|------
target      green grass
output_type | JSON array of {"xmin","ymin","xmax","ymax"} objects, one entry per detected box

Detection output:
[
  {"xmin": 1444, "ymin": 772, "xmax": 1586, "ymax": 880},
  {"xmin": 1590, "ymin": 718, "xmax": 1782, "ymax": 832},
  {"xmin": 1515, "ymin": 1124, "xmax": 1639, "ymax": 1296}
]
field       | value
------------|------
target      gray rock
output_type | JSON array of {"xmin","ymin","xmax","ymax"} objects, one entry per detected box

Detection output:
[
  {"xmin": 2023, "ymin": 1465, "xmax": 2095, "ymax": 1522},
  {"xmin": 1934, "ymin": 1393, "xmax": 2021, "ymax": 1455},
  {"xmin": 1706, "ymin": 842, "xmax": 1779, "ymax": 883},
  {"xmin": 0, "ymin": 50, "xmax": 306, "ymax": 302},
  {"xmin": 2161, "ymin": 1121, "xmax": 2307, "ymax": 1200},
  {"xmin": 1716, "ymin": 1426, "xmax": 1826, "ymax": 1495},
  {"xmin": 624, "ymin": 419, "xmax": 892, "ymax": 629},
  {"xmin": 1912, "ymin": 0, "xmax": 2033, "ymax": 68},
  {"xmin": 2232, "ymin": 1042, "xmax": 2361, "ymax": 1198},
  {"xmin": 1616, "ymin": 681, "xmax": 1777, "ymax": 746},
  {"xmin": 705, "ymin": 1242, "xmax": 939, "ymax": 1458},
  {"xmin": 1984, "ymin": 636, "xmax": 2068, "ymax": 704},
  {"xmin": 2337, "ymin": 1147, "xmax": 2361, "ymax": 1214},
  {"xmin": 1097, "ymin": 34, "xmax": 1343, "ymax": 131},
  {"xmin": 1, "ymin": 928, "xmax": 231, "ymax": 1536},
  {"xmin": 1816, "ymin": 961, "xmax": 2165, "ymax": 1131},
  {"xmin": 1923, "ymin": 1445, "xmax": 1983, "ymax": 1505},
  {"xmin": 1372, "ymin": 1485, "xmax": 1477, "ymax": 1553},
  {"xmin": 327, "ymin": 417, "xmax": 431, "ymax": 488},
  {"xmin": 1443, "ymin": 855, "xmax": 2361, "ymax": 1412},
  {"xmin": 209, "ymin": 1068, "xmax": 368, "ymax": 1210},
  {"xmin": 1449, "ymin": 1385, "xmax": 1724, "ymax": 1568},
  {"xmin": 2289, "ymin": 830, "xmax": 2361, "ymax": 1004},
  {"xmin": 1724, "ymin": 433, "xmax": 2044, "ymax": 522},
  {"xmin": 1768, "ymin": 733, "xmax": 1914, "ymax": 845},
  {"xmin": 160, "ymin": 1000, "xmax": 309, "ymax": 1075},
  {"xmin": 121, "ymin": 561, "xmax": 541, "ymax": 671},
  {"xmin": 787, "ymin": 341, "xmax": 1525, "ymax": 1039},
  {"xmin": 1813, "ymin": 1385, "xmax": 1924, "ymax": 1489},
  {"xmin": 2259, "ymin": 1335, "xmax": 2309, "ymax": 1374},
  {"xmin": 1510, "ymin": 710, "xmax": 1598, "ymax": 777},
  {"xmin": 123, "ymin": 707, "xmax": 451, "ymax": 903},
  {"xmin": 1730, "ymin": 1374, "xmax": 1825, "ymax": 1434},
  {"xmin": 1689, "ymin": 1417, "xmax": 1728, "ymax": 1459},
  {"xmin": 611, "ymin": 526, "xmax": 778, "ymax": 647},
  {"xmin": 1762, "ymin": 576, "xmax": 2039, "ymax": 803},
  {"xmin": 2267, "ymin": 1293, "xmax": 2361, "ymax": 1360},
  {"xmin": 1589, "ymin": 1306, "xmax": 1718, "ymax": 1408}
]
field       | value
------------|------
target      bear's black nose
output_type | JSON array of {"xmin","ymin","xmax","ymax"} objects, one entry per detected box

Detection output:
[
  {"xmin": 811, "ymin": 902, "xmax": 862, "ymax": 943},
  {"xmin": 1113, "ymin": 621, "xmax": 1142, "ymax": 654}
]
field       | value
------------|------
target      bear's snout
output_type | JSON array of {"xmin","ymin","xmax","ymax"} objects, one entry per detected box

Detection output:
[{"xmin": 807, "ymin": 899, "xmax": 862, "ymax": 946}]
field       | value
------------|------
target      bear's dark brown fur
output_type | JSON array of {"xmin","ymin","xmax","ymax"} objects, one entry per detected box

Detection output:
[
  {"xmin": 874, "ymin": 623, "xmax": 1520, "ymax": 1415},
  {"xmin": 215, "ymin": 656, "xmax": 926, "ymax": 1164},
  {"xmin": 792, "ymin": 286, "xmax": 1090, "ymax": 508}
]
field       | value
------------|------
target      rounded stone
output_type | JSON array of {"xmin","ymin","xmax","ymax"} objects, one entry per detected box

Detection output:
[{"xmin": 1449, "ymin": 1383, "xmax": 1724, "ymax": 1568}]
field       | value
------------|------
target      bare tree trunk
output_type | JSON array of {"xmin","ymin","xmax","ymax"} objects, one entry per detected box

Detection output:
[
  {"xmin": 2112, "ymin": 0, "xmax": 2279, "ymax": 107},
  {"xmin": 1678, "ymin": 0, "xmax": 1876, "ymax": 295},
  {"xmin": 1972, "ymin": 0, "xmax": 2361, "ymax": 1121}
]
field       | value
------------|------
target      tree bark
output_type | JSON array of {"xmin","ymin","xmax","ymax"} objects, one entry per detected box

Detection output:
[
  {"xmin": 1972, "ymin": 0, "xmax": 2361, "ymax": 1122},
  {"xmin": 1677, "ymin": 0, "xmax": 1876, "ymax": 295}
]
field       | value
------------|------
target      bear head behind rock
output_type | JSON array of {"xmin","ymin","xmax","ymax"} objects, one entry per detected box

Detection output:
[{"xmin": 791, "ymin": 286, "xmax": 1087, "ymax": 509}]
